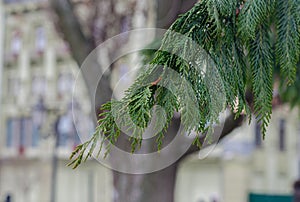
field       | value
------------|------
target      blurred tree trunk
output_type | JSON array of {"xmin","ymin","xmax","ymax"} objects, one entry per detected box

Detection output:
[
  {"xmin": 113, "ymin": 164, "xmax": 178, "ymax": 202},
  {"xmin": 50, "ymin": 1, "xmax": 246, "ymax": 202},
  {"xmin": 110, "ymin": 117, "xmax": 182, "ymax": 202}
]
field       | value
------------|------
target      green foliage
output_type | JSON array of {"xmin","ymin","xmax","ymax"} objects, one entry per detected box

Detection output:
[
  {"xmin": 248, "ymin": 23, "xmax": 274, "ymax": 138},
  {"xmin": 238, "ymin": 0, "xmax": 275, "ymax": 41},
  {"xmin": 276, "ymin": 0, "xmax": 300, "ymax": 84},
  {"xmin": 280, "ymin": 63, "xmax": 300, "ymax": 109},
  {"xmin": 69, "ymin": 0, "xmax": 300, "ymax": 168}
]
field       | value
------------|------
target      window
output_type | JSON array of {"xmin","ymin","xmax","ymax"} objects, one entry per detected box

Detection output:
[
  {"xmin": 32, "ymin": 121, "xmax": 40, "ymax": 147},
  {"xmin": 21, "ymin": 118, "xmax": 39, "ymax": 147},
  {"xmin": 255, "ymin": 121, "xmax": 262, "ymax": 148},
  {"xmin": 11, "ymin": 30, "xmax": 22, "ymax": 57},
  {"xmin": 57, "ymin": 73, "xmax": 73, "ymax": 96},
  {"xmin": 6, "ymin": 117, "xmax": 39, "ymax": 150},
  {"xmin": 57, "ymin": 113, "xmax": 75, "ymax": 147},
  {"xmin": 279, "ymin": 119, "xmax": 286, "ymax": 151},
  {"xmin": 32, "ymin": 76, "xmax": 46, "ymax": 96},
  {"xmin": 56, "ymin": 107, "xmax": 90, "ymax": 148},
  {"xmin": 6, "ymin": 118, "xmax": 20, "ymax": 147},
  {"xmin": 20, "ymin": 118, "xmax": 26, "ymax": 147},
  {"xmin": 35, "ymin": 26, "xmax": 46, "ymax": 53},
  {"xmin": 7, "ymin": 77, "xmax": 20, "ymax": 98}
]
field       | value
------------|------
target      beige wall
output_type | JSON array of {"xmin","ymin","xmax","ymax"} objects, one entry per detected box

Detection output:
[
  {"xmin": 223, "ymin": 158, "xmax": 249, "ymax": 202},
  {"xmin": 56, "ymin": 160, "xmax": 112, "ymax": 202},
  {"xmin": 0, "ymin": 159, "xmax": 51, "ymax": 202},
  {"xmin": 0, "ymin": 159, "xmax": 112, "ymax": 202},
  {"xmin": 175, "ymin": 156, "xmax": 223, "ymax": 202}
]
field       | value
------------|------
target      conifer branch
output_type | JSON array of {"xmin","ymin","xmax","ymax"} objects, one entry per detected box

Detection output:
[{"xmin": 69, "ymin": 0, "xmax": 300, "ymax": 167}]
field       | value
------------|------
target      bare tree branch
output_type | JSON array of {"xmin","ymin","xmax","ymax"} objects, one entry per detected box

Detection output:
[
  {"xmin": 50, "ymin": 0, "xmax": 113, "ymax": 114},
  {"xmin": 50, "ymin": 0, "xmax": 93, "ymax": 65}
]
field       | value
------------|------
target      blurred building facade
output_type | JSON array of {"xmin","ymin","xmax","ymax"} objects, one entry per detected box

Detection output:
[
  {"xmin": 0, "ymin": 1, "xmax": 112, "ymax": 202},
  {"xmin": 176, "ymin": 106, "xmax": 300, "ymax": 202},
  {"xmin": 1, "ymin": 1, "xmax": 299, "ymax": 202}
]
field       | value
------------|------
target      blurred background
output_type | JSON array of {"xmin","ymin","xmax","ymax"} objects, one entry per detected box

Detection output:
[{"xmin": 0, "ymin": 0, "xmax": 299, "ymax": 202}]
